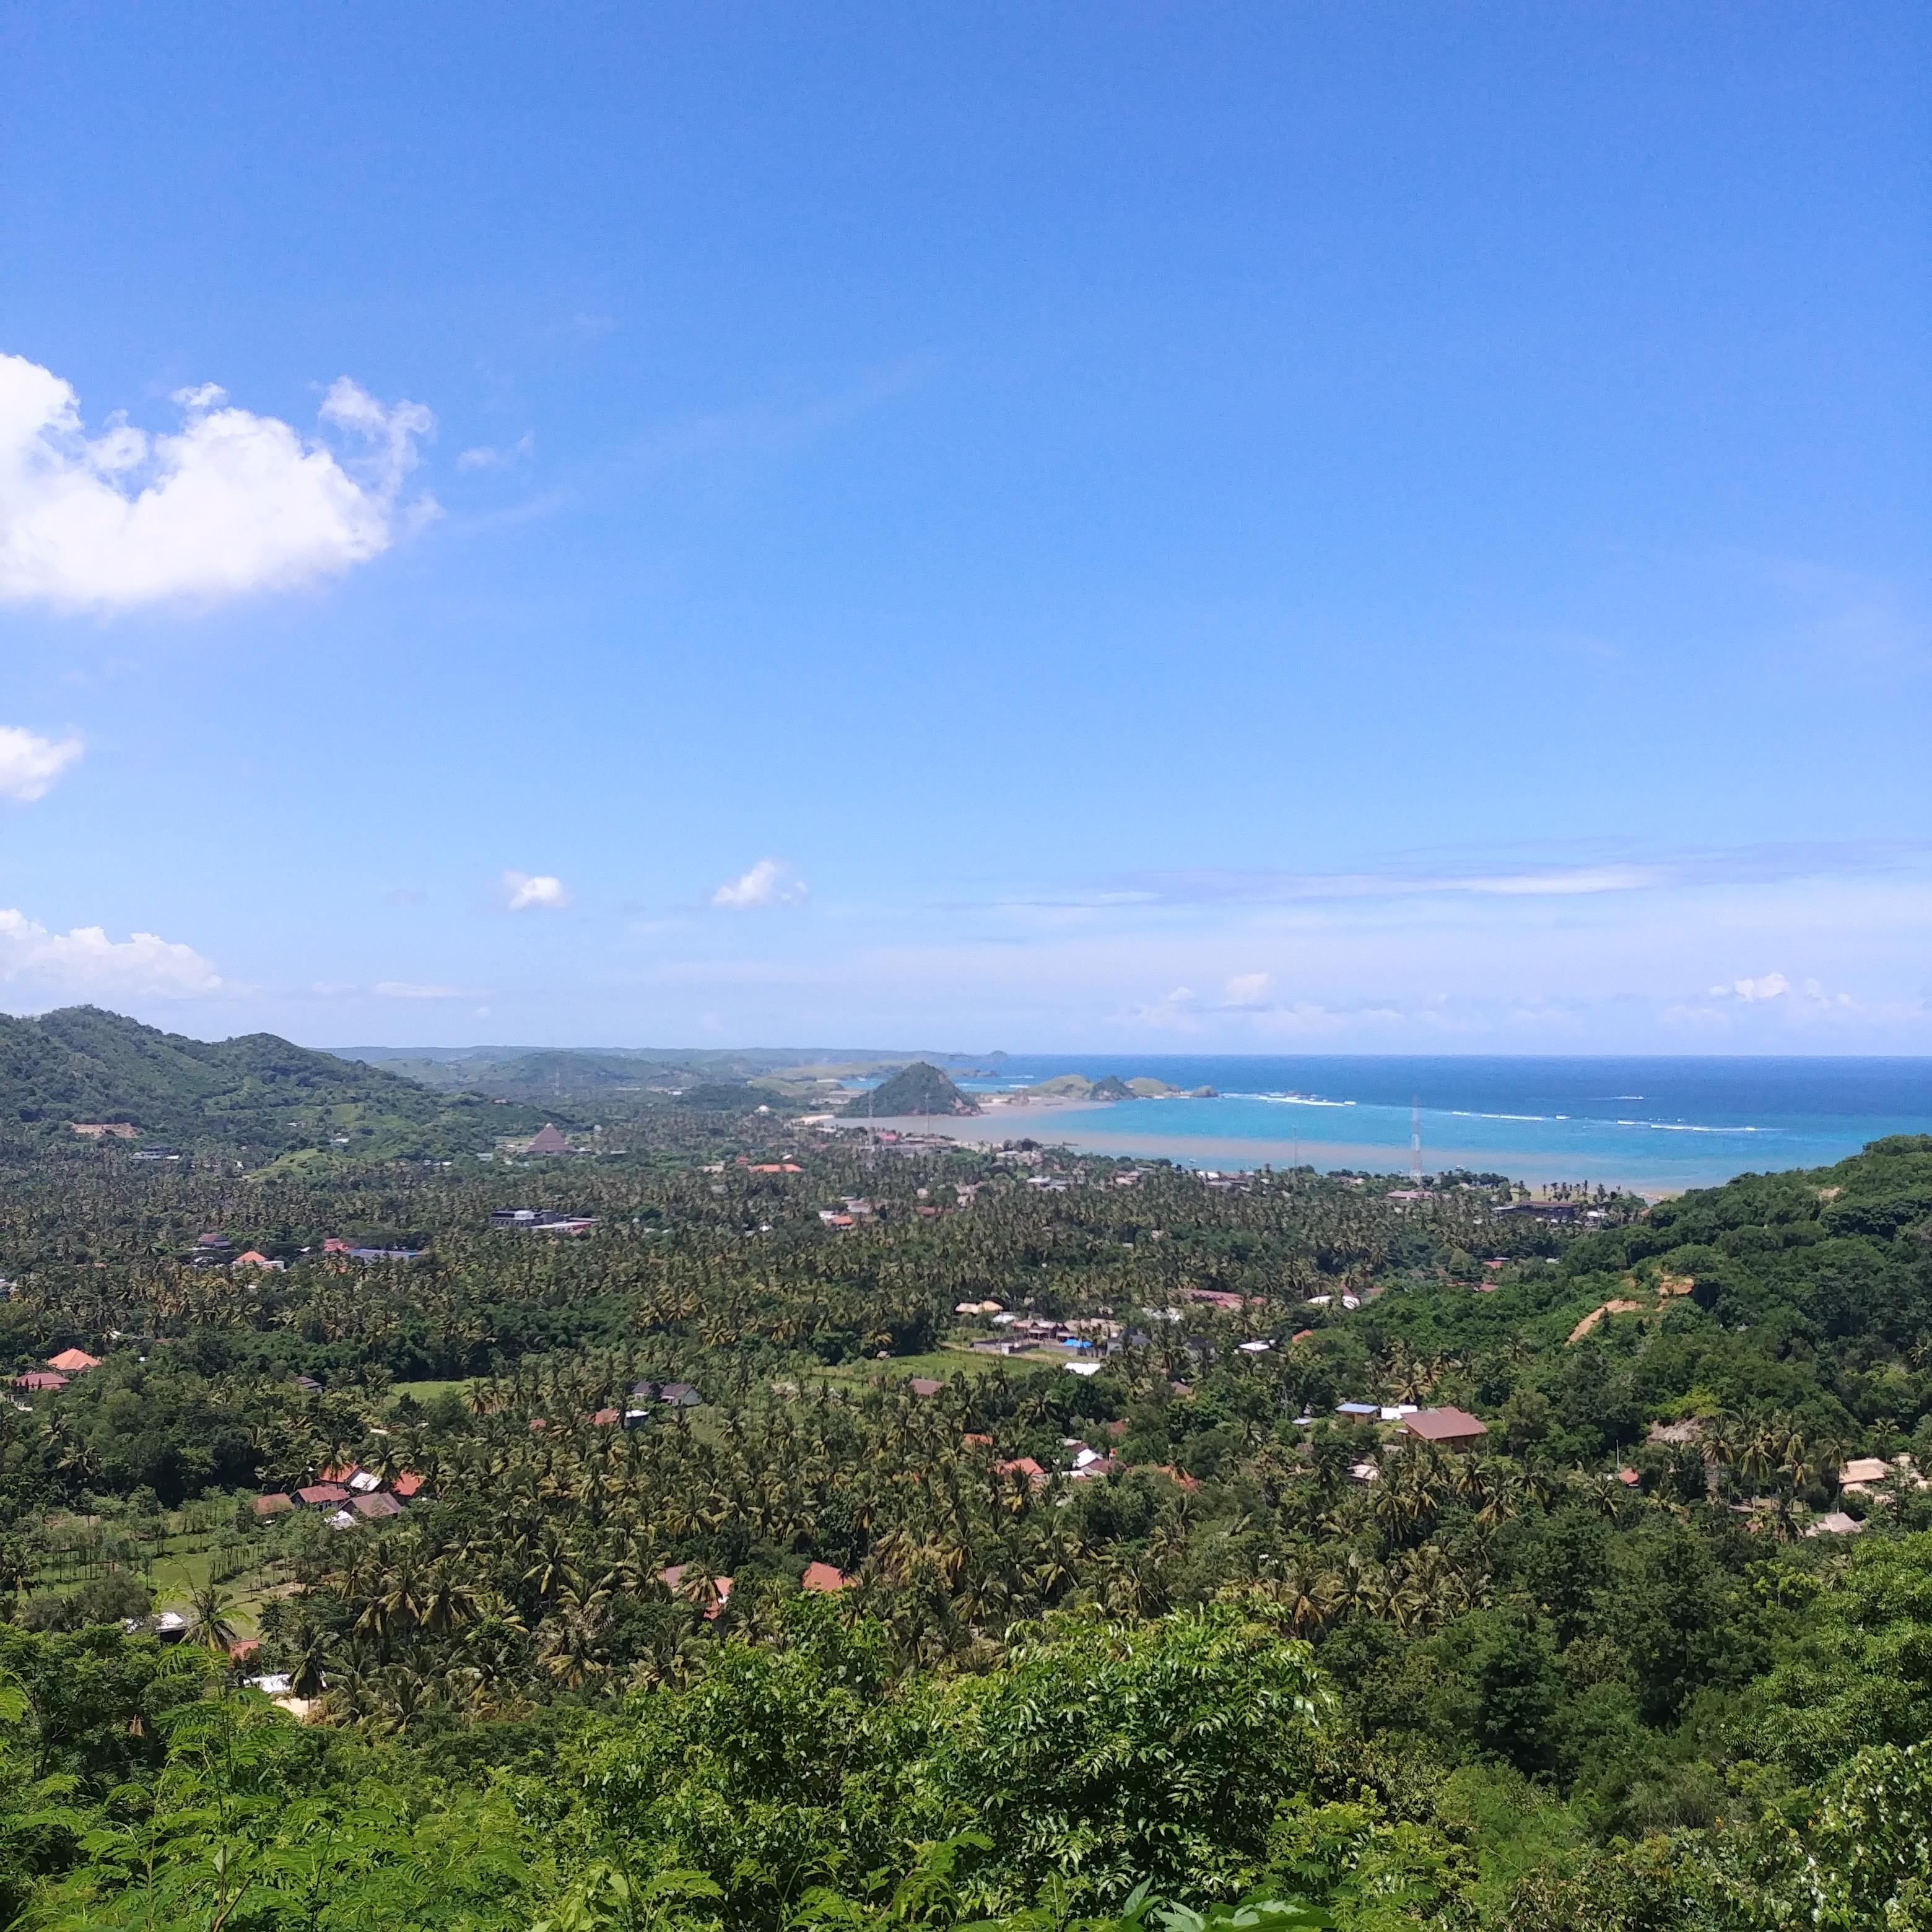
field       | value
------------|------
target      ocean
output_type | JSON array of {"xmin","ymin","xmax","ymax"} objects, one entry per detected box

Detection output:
[{"xmin": 912, "ymin": 1056, "xmax": 1932, "ymax": 1195}]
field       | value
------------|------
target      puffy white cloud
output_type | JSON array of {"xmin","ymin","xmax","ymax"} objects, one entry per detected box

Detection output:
[
  {"xmin": 711, "ymin": 857, "xmax": 808, "ymax": 910},
  {"xmin": 0, "ymin": 353, "xmax": 435, "ymax": 611},
  {"xmin": 0, "ymin": 725, "xmax": 82, "ymax": 801},
  {"xmin": 1711, "ymin": 972, "xmax": 1792, "ymax": 1002},
  {"xmin": 0, "ymin": 909, "xmax": 220, "ymax": 996},
  {"xmin": 502, "ymin": 871, "xmax": 572, "ymax": 912},
  {"xmin": 1222, "ymin": 971, "xmax": 1272, "ymax": 1007}
]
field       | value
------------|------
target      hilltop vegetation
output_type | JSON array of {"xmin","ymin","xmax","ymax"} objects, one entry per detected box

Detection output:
[
  {"xmin": 0, "ymin": 1108, "xmax": 1929, "ymax": 1928},
  {"xmin": 0, "ymin": 1006, "xmax": 550, "ymax": 1159},
  {"xmin": 840, "ymin": 1060, "xmax": 979, "ymax": 1116}
]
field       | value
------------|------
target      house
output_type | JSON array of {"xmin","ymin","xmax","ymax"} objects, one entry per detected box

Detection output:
[
  {"xmin": 320, "ymin": 1464, "xmax": 360, "ymax": 1485},
  {"xmin": 47, "ymin": 1349, "xmax": 102, "ymax": 1373},
  {"xmin": 1806, "ymin": 1511, "xmax": 1865, "ymax": 1538},
  {"xmin": 996, "ymin": 1456, "xmax": 1047, "ymax": 1486},
  {"xmin": 1838, "ymin": 1456, "xmax": 1891, "ymax": 1489},
  {"xmin": 71, "ymin": 1122, "xmax": 136, "ymax": 1139},
  {"xmin": 296, "ymin": 1482, "xmax": 350, "ymax": 1508},
  {"xmin": 658, "ymin": 1382, "xmax": 702, "ymax": 1408},
  {"xmin": 1402, "ymin": 1406, "xmax": 1489, "ymax": 1449},
  {"xmin": 15, "ymin": 1370, "xmax": 67, "ymax": 1391},
  {"xmin": 1335, "ymin": 1401, "xmax": 1380, "ymax": 1419},
  {"xmin": 1190, "ymin": 1289, "xmax": 1246, "ymax": 1312},
  {"xmin": 253, "ymin": 1493, "xmax": 295, "ymax": 1518},
  {"xmin": 390, "ymin": 1473, "xmax": 426, "ymax": 1500},
  {"xmin": 962, "ymin": 1432, "xmax": 993, "ymax": 1448},
  {"xmin": 1378, "ymin": 1404, "xmax": 1418, "ymax": 1421},
  {"xmin": 197, "ymin": 1233, "xmax": 232, "ymax": 1249},
  {"xmin": 526, "ymin": 1123, "xmax": 570, "ymax": 1155},
  {"xmin": 352, "ymin": 1491, "xmax": 404, "ymax": 1522},
  {"xmin": 659, "ymin": 1565, "xmax": 733, "ymax": 1617},
  {"xmin": 801, "ymin": 1561, "xmax": 848, "ymax": 1593},
  {"xmin": 323, "ymin": 1238, "xmax": 352, "ymax": 1255},
  {"xmin": 293, "ymin": 1375, "xmax": 324, "ymax": 1394},
  {"xmin": 819, "ymin": 1211, "xmax": 855, "ymax": 1227},
  {"xmin": 491, "ymin": 1208, "xmax": 596, "ymax": 1234},
  {"xmin": 231, "ymin": 1251, "xmax": 285, "ymax": 1271},
  {"xmin": 349, "ymin": 1247, "xmax": 419, "ymax": 1263},
  {"xmin": 346, "ymin": 1471, "xmax": 382, "ymax": 1493},
  {"xmin": 1648, "ymin": 1419, "xmax": 1703, "ymax": 1447}
]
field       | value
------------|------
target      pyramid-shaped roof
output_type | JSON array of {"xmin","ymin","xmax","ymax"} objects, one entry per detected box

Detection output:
[{"xmin": 526, "ymin": 1123, "xmax": 568, "ymax": 1154}]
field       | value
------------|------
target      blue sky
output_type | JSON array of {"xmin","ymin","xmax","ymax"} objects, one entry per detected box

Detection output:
[{"xmin": 0, "ymin": 2, "xmax": 1926, "ymax": 1053}]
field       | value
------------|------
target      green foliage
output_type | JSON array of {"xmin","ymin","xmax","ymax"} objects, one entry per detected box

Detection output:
[{"xmin": 842, "ymin": 1066, "xmax": 978, "ymax": 1118}]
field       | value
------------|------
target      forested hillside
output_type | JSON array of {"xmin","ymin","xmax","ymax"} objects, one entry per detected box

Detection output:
[
  {"xmin": 0, "ymin": 1006, "xmax": 550, "ymax": 1158},
  {"xmin": 1, "ymin": 1115, "xmax": 1929, "ymax": 1928}
]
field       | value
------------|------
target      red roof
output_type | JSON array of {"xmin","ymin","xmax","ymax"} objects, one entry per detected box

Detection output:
[
  {"xmin": 296, "ymin": 1483, "xmax": 349, "ymax": 1505},
  {"xmin": 996, "ymin": 1456, "xmax": 1045, "ymax": 1481},
  {"xmin": 389, "ymin": 1473, "xmax": 425, "ymax": 1499},
  {"xmin": 320, "ymin": 1464, "xmax": 359, "ymax": 1484},
  {"xmin": 228, "ymin": 1639, "xmax": 261, "ymax": 1660},
  {"xmin": 323, "ymin": 1238, "xmax": 350, "ymax": 1253},
  {"xmin": 15, "ymin": 1371, "xmax": 67, "ymax": 1390},
  {"xmin": 801, "ymin": 1561, "xmax": 848, "ymax": 1593},
  {"xmin": 591, "ymin": 1407, "xmax": 620, "ymax": 1425},
  {"xmin": 962, "ymin": 1432, "xmax": 993, "ymax": 1447},
  {"xmin": 47, "ymin": 1349, "xmax": 102, "ymax": 1373}
]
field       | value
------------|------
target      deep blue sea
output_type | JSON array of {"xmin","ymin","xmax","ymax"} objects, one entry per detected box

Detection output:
[{"xmin": 913, "ymin": 1056, "xmax": 1932, "ymax": 1194}]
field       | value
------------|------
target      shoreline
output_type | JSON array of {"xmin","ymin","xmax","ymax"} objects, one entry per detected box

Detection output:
[{"xmin": 822, "ymin": 1107, "xmax": 1711, "ymax": 1196}]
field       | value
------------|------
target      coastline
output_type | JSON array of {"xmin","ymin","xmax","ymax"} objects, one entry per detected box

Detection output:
[{"xmin": 823, "ymin": 1104, "xmax": 1707, "ymax": 1196}]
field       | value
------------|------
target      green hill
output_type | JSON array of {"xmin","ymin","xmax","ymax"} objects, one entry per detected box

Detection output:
[
  {"xmin": 840, "ymin": 1061, "xmax": 979, "ymax": 1117},
  {"xmin": 0, "ymin": 1005, "xmax": 552, "ymax": 1156},
  {"xmin": 1018, "ymin": 1073, "xmax": 1178, "ymax": 1101}
]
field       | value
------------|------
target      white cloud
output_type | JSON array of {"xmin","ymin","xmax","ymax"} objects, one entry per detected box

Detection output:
[
  {"xmin": 502, "ymin": 871, "xmax": 572, "ymax": 912},
  {"xmin": 456, "ymin": 432, "xmax": 533, "ymax": 472},
  {"xmin": 373, "ymin": 980, "xmax": 489, "ymax": 999},
  {"xmin": 0, "ymin": 725, "xmax": 82, "ymax": 801},
  {"xmin": 0, "ymin": 909, "xmax": 220, "ymax": 996},
  {"xmin": 1711, "ymin": 972, "xmax": 1792, "ymax": 1002},
  {"xmin": 711, "ymin": 857, "xmax": 808, "ymax": 910},
  {"xmin": 1222, "ymin": 971, "xmax": 1272, "ymax": 1007},
  {"xmin": 0, "ymin": 353, "xmax": 435, "ymax": 611}
]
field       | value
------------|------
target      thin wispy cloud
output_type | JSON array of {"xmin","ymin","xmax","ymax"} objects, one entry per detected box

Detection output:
[
  {"xmin": 990, "ymin": 840, "xmax": 1932, "ymax": 914},
  {"xmin": 373, "ymin": 980, "xmax": 489, "ymax": 999},
  {"xmin": 0, "ymin": 354, "xmax": 436, "ymax": 611}
]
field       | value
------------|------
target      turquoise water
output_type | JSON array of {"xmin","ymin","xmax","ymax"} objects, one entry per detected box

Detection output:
[{"xmin": 931, "ymin": 1056, "xmax": 1932, "ymax": 1194}]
